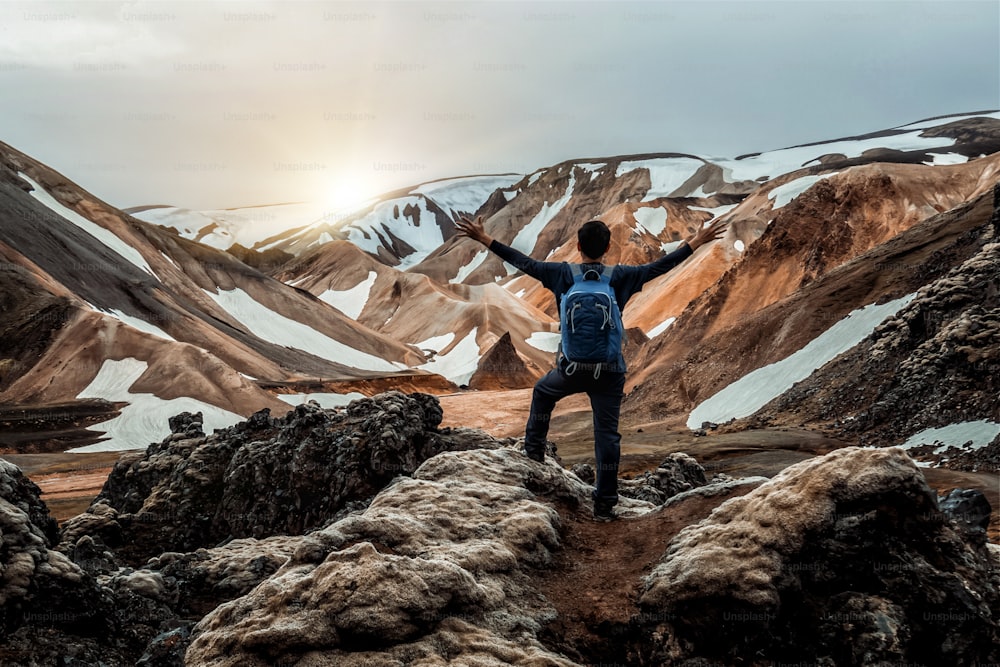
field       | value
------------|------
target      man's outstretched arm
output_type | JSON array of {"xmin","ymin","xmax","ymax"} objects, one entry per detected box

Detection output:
[
  {"xmin": 454, "ymin": 215, "xmax": 496, "ymax": 247},
  {"xmin": 617, "ymin": 217, "xmax": 730, "ymax": 294},
  {"xmin": 684, "ymin": 217, "xmax": 729, "ymax": 253},
  {"xmin": 638, "ymin": 218, "xmax": 730, "ymax": 279},
  {"xmin": 455, "ymin": 215, "xmax": 560, "ymax": 284}
]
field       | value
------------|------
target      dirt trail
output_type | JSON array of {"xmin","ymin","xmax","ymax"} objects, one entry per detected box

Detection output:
[{"xmin": 537, "ymin": 491, "xmax": 747, "ymax": 663}]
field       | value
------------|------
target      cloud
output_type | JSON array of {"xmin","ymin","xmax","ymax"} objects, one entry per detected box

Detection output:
[
  {"xmin": 0, "ymin": 0, "xmax": 996, "ymax": 210},
  {"xmin": 0, "ymin": 1, "xmax": 184, "ymax": 71}
]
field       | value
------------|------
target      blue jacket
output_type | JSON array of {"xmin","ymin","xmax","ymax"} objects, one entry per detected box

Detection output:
[{"xmin": 488, "ymin": 240, "xmax": 694, "ymax": 372}]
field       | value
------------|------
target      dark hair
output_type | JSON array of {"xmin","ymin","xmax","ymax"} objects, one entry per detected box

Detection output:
[{"xmin": 578, "ymin": 220, "xmax": 611, "ymax": 259}]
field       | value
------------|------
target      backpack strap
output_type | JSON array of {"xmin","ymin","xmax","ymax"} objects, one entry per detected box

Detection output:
[{"xmin": 571, "ymin": 263, "xmax": 616, "ymax": 283}]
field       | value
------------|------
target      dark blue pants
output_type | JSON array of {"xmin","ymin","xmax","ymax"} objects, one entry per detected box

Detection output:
[{"xmin": 524, "ymin": 365, "xmax": 626, "ymax": 505}]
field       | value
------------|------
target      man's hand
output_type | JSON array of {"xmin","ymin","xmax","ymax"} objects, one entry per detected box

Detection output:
[
  {"xmin": 685, "ymin": 218, "xmax": 729, "ymax": 252},
  {"xmin": 455, "ymin": 215, "xmax": 494, "ymax": 247}
]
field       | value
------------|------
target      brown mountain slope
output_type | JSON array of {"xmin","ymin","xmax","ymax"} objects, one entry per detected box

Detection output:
[
  {"xmin": 276, "ymin": 240, "xmax": 560, "ymax": 382},
  {"xmin": 622, "ymin": 179, "xmax": 1000, "ymax": 429},
  {"xmin": 623, "ymin": 155, "xmax": 1000, "ymax": 343},
  {"xmin": 749, "ymin": 186, "xmax": 1000, "ymax": 462},
  {"xmin": 0, "ymin": 140, "xmax": 426, "ymax": 381},
  {"xmin": 412, "ymin": 156, "xmax": 741, "ymax": 288},
  {"xmin": 0, "ymin": 141, "xmax": 443, "ymax": 451},
  {"xmin": 501, "ymin": 195, "xmax": 747, "ymax": 323}
]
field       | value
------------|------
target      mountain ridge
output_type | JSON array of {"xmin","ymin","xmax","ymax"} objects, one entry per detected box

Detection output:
[{"xmin": 3, "ymin": 111, "xmax": 1000, "ymax": 460}]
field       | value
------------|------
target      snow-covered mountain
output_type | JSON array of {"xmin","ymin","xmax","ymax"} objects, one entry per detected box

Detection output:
[
  {"xmin": 622, "ymin": 148, "xmax": 1000, "ymax": 449},
  {"xmin": 3, "ymin": 110, "xmax": 1000, "ymax": 458},
  {"xmin": 0, "ymin": 141, "xmax": 434, "ymax": 451},
  {"xmin": 256, "ymin": 174, "xmax": 523, "ymax": 269},
  {"xmin": 126, "ymin": 201, "xmax": 327, "ymax": 251},
  {"xmin": 4, "ymin": 110, "xmax": 1000, "ymax": 667},
  {"xmin": 275, "ymin": 240, "xmax": 558, "ymax": 388},
  {"xmin": 277, "ymin": 110, "xmax": 1000, "ymax": 465},
  {"xmin": 133, "ymin": 174, "xmax": 524, "ymax": 270}
]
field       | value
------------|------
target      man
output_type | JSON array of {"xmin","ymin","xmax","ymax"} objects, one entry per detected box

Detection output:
[{"xmin": 455, "ymin": 214, "xmax": 727, "ymax": 521}]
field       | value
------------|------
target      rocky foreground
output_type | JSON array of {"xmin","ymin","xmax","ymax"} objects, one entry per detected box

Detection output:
[{"xmin": 1, "ymin": 392, "xmax": 998, "ymax": 666}]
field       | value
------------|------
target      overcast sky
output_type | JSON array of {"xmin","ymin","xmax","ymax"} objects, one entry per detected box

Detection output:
[{"xmin": 1, "ymin": 0, "xmax": 997, "ymax": 210}]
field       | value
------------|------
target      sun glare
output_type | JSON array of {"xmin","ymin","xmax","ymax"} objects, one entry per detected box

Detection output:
[{"xmin": 324, "ymin": 176, "xmax": 380, "ymax": 216}]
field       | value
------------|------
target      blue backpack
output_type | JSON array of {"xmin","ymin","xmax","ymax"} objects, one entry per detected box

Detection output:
[{"xmin": 559, "ymin": 264, "xmax": 623, "ymax": 376}]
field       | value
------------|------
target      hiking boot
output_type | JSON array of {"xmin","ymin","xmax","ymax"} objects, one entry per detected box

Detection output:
[
  {"xmin": 593, "ymin": 501, "xmax": 617, "ymax": 522},
  {"xmin": 523, "ymin": 448, "xmax": 544, "ymax": 463}
]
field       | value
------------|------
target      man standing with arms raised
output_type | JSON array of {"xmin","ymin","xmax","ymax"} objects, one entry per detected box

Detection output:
[{"xmin": 456, "ymin": 214, "xmax": 727, "ymax": 521}]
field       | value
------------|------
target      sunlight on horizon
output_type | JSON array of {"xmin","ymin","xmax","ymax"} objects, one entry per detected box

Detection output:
[{"xmin": 322, "ymin": 174, "xmax": 383, "ymax": 215}]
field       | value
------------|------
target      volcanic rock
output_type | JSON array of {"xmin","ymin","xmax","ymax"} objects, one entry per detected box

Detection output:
[
  {"xmin": 184, "ymin": 447, "xmax": 634, "ymax": 666},
  {"xmin": 82, "ymin": 391, "xmax": 499, "ymax": 563},
  {"xmin": 13, "ymin": 403, "xmax": 999, "ymax": 666},
  {"xmin": 638, "ymin": 447, "xmax": 1000, "ymax": 665},
  {"xmin": 0, "ymin": 460, "xmax": 108, "ymax": 640},
  {"xmin": 939, "ymin": 487, "xmax": 993, "ymax": 546},
  {"xmin": 167, "ymin": 411, "xmax": 204, "ymax": 438},
  {"xmin": 0, "ymin": 460, "xmax": 167, "ymax": 666},
  {"xmin": 619, "ymin": 453, "xmax": 709, "ymax": 504}
]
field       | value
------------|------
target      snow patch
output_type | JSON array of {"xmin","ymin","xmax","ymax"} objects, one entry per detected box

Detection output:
[
  {"xmin": 615, "ymin": 157, "xmax": 704, "ymax": 200},
  {"xmin": 715, "ymin": 130, "xmax": 957, "ymax": 183},
  {"xmin": 412, "ymin": 175, "xmax": 522, "ymax": 216},
  {"xmin": 687, "ymin": 294, "xmax": 916, "ymax": 429},
  {"xmin": 633, "ymin": 207, "xmax": 668, "ymax": 236},
  {"xmin": 734, "ymin": 240, "xmax": 746, "ymax": 253},
  {"xmin": 317, "ymin": 270, "xmax": 377, "ymax": 319},
  {"xmin": 103, "ymin": 308, "xmax": 174, "ymax": 341},
  {"xmin": 451, "ymin": 250, "xmax": 489, "ymax": 284},
  {"xmin": 525, "ymin": 331, "xmax": 561, "ymax": 353},
  {"xmin": 136, "ymin": 202, "xmax": 326, "ymax": 250},
  {"xmin": 22, "ymin": 174, "xmax": 154, "ymax": 276},
  {"xmin": 510, "ymin": 172, "xmax": 576, "ymax": 255},
  {"xmin": 923, "ymin": 152, "xmax": 969, "ymax": 166},
  {"xmin": 137, "ymin": 207, "xmax": 213, "ymax": 238},
  {"xmin": 205, "ymin": 287, "xmax": 400, "ymax": 372},
  {"xmin": 414, "ymin": 332, "xmax": 455, "ymax": 352},
  {"xmin": 339, "ymin": 196, "xmax": 446, "ymax": 270},
  {"xmin": 70, "ymin": 358, "xmax": 243, "ymax": 452},
  {"xmin": 661, "ymin": 240, "xmax": 685, "ymax": 254},
  {"xmin": 416, "ymin": 328, "xmax": 480, "ymax": 385},
  {"xmin": 689, "ymin": 203, "xmax": 738, "ymax": 219},
  {"xmin": 573, "ymin": 162, "xmax": 606, "ymax": 182},
  {"xmin": 900, "ymin": 420, "xmax": 1000, "ymax": 455},
  {"xmin": 646, "ymin": 317, "xmax": 676, "ymax": 338},
  {"xmin": 768, "ymin": 173, "xmax": 839, "ymax": 209}
]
